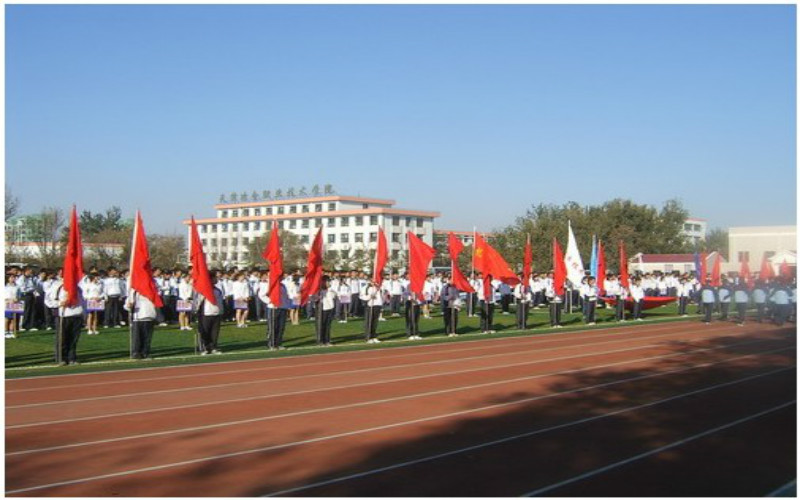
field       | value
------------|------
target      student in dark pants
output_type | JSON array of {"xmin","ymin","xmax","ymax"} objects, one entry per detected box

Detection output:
[
  {"xmin": 361, "ymin": 280, "xmax": 383, "ymax": 343},
  {"xmin": 514, "ymin": 275, "xmax": 531, "ymax": 330},
  {"xmin": 405, "ymin": 292, "xmax": 424, "ymax": 340},
  {"xmin": 753, "ymin": 282, "xmax": 768, "ymax": 323},
  {"xmin": 196, "ymin": 282, "xmax": 225, "ymax": 355},
  {"xmin": 699, "ymin": 283, "xmax": 717, "ymax": 324},
  {"xmin": 717, "ymin": 279, "xmax": 732, "ymax": 320},
  {"xmin": 771, "ymin": 284, "xmax": 791, "ymax": 326},
  {"xmin": 126, "ymin": 291, "xmax": 157, "ymax": 360},
  {"xmin": 315, "ymin": 276, "xmax": 336, "ymax": 346},
  {"xmin": 733, "ymin": 284, "xmax": 750, "ymax": 326},
  {"xmin": 267, "ymin": 280, "xmax": 291, "ymax": 350},
  {"xmin": 480, "ymin": 275, "xmax": 497, "ymax": 334},
  {"xmin": 20, "ymin": 268, "xmax": 39, "ymax": 331},
  {"xmin": 56, "ymin": 285, "xmax": 84, "ymax": 365},
  {"xmin": 546, "ymin": 287, "xmax": 563, "ymax": 328}
]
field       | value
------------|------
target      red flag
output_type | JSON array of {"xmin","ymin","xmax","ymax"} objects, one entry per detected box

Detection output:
[
  {"xmin": 618, "ymin": 240, "xmax": 629, "ymax": 289},
  {"xmin": 700, "ymin": 252, "xmax": 708, "ymax": 285},
  {"xmin": 372, "ymin": 228, "xmax": 388, "ymax": 285},
  {"xmin": 779, "ymin": 260, "xmax": 791, "ymax": 282},
  {"xmin": 407, "ymin": 232, "xmax": 435, "ymax": 296},
  {"xmin": 129, "ymin": 211, "xmax": 163, "ymax": 307},
  {"xmin": 262, "ymin": 222, "xmax": 284, "ymax": 306},
  {"xmin": 710, "ymin": 252, "xmax": 721, "ymax": 287},
  {"xmin": 760, "ymin": 252, "xmax": 775, "ymax": 281},
  {"xmin": 189, "ymin": 216, "xmax": 217, "ymax": 305},
  {"xmin": 300, "ymin": 227, "xmax": 324, "ymax": 305},
  {"xmin": 62, "ymin": 206, "xmax": 84, "ymax": 307},
  {"xmin": 523, "ymin": 235, "xmax": 533, "ymax": 285},
  {"xmin": 474, "ymin": 233, "xmax": 519, "ymax": 286},
  {"xmin": 553, "ymin": 238, "xmax": 567, "ymax": 296},
  {"xmin": 739, "ymin": 256, "xmax": 753, "ymax": 289},
  {"xmin": 482, "ymin": 273, "xmax": 493, "ymax": 300},
  {"xmin": 448, "ymin": 232, "xmax": 475, "ymax": 293},
  {"xmin": 596, "ymin": 240, "xmax": 606, "ymax": 294}
]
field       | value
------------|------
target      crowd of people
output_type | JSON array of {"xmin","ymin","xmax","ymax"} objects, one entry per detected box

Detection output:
[{"xmin": 4, "ymin": 265, "xmax": 797, "ymax": 366}]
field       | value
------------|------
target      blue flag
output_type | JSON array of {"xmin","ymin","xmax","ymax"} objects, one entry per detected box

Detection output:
[{"xmin": 589, "ymin": 235, "xmax": 598, "ymax": 278}]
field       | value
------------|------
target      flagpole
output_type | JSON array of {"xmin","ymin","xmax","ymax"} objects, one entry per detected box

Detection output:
[
  {"xmin": 469, "ymin": 227, "xmax": 476, "ymax": 316},
  {"xmin": 128, "ymin": 212, "xmax": 138, "ymax": 360}
]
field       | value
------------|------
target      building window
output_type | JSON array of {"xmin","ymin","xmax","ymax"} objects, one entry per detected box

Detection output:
[
  {"xmin": 341, "ymin": 233, "xmax": 350, "ymax": 243},
  {"xmin": 765, "ymin": 251, "xmax": 776, "ymax": 259},
  {"xmin": 221, "ymin": 210, "xmax": 228, "ymax": 218},
  {"xmin": 328, "ymin": 234, "xmax": 336, "ymax": 244},
  {"xmin": 393, "ymin": 216, "xmax": 400, "ymax": 225},
  {"xmin": 253, "ymin": 221, "xmax": 260, "ymax": 231},
  {"xmin": 355, "ymin": 233, "xmax": 364, "ymax": 243},
  {"xmin": 392, "ymin": 250, "xmax": 400, "ymax": 260},
  {"xmin": 327, "ymin": 217, "xmax": 336, "ymax": 227},
  {"xmin": 242, "ymin": 222, "xmax": 249, "ymax": 231},
  {"xmin": 277, "ymin": 206, "xmax": 284, "ymax": 215},
  {"xmin": 370, "ymin": 232, "xmax": 377, "ymax": 243},
  {"xmin": 242, "ymin": 209, "xmax": 249, "ymax": 217},
  {"xmin": 363, "ymin": 203, "xmax": 369, "ymax": 209},
  {"xmin": 278, "ymin": 221, "xmax": 285, "ymax": 229},
  {"xmin": 302, "ymin": 205, "xmax": 309, "ymax": 213},
  {"xmin": 328, "ymin": 203, "xmax": 336, "ymax": 211},
  {"xmin": 289, "ymin": 220, "xmax": 297, "ymax": 229},
  {"xmin": 315, "ymin": 203, "xmax": 322, "ymax": 212},
  {"xmin": 416, "ymin": 217, "xmax": 423, "ymax": 227},
  {"xmin": 301, "ymin": 219, "xmax": 309, "ymax": 229},
  {"xmin": 684, "ymin": 223, "xmax": 692, "ymax": 231},
  {"xmin": 738, "ymin": 251, "xmax": 750, "ymax": 263},
  {"xmin": 232, "ymin": 239, "xmax": 238, "ymax": 247},
  {"xmin": 289, "ymin": 205, "xmax": 297, "ymax": 214},
  {"xmin": 369, "ymin": 215, "xmax": 378, "ymax": 225},
  {"xmin": 221, "ymin": 238, "xmax": 228, "ymax": 246},
  {"xmin": 355, "ymin": 216, "xmax": 363, "ymax": 226},
  {"xmin": 232, "ymin": 210, "xmax": 239, "ymax": 217},
  {"xmin": 405, "ymin": 217, "xmax": 412, "ymax": 225},
  {"xmin": 221, "ymin": 224, "xmax": 228, "ymax": 232},
  {"xmin": 211, "ymin": 224, "xmax": 217, "ymax": 232},
  {"xmin": 254, "ymin": 208, "xmax": 261, "ymax": 216},
  {"xmin": 243, "ymin": 237, "xmax": 250, "ymax": 244},
  {"xmin": 266, "ymin": 207, "xmax": 273, "ymax": 215},
  {"xmin": 341, "ymin": 216, "xmax": 350, "ymax": 227},
  {"xmin": 392, "ymin": 232, "xmax": 401, "ymax": 243}
]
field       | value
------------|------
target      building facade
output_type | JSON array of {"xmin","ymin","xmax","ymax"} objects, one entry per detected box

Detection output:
[
  {"xmin": 726, "ymin": 225, "xmax": 797, "ymax": 274},
  {"xmin": 185, "ymin": 194, "xmax": 440, "ymax": 268},
  {"xmin": 681, "ymin": 217, "xmax": 707, "ymax": 245}
]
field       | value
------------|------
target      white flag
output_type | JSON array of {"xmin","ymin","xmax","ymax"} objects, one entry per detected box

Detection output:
[{"xmin": 564, "ymin": 220, "xmax": 585, "ymax": 287}]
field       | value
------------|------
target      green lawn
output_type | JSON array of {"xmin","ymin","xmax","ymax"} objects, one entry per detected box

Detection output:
[{"xmin": 5, "ymin": 304, "xmax": 693, "ymax": 379}]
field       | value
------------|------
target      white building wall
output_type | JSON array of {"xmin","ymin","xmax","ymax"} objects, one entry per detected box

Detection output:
[{"xmin": 726, "ymin": 225, "xmax": 797, "ymax": 273}]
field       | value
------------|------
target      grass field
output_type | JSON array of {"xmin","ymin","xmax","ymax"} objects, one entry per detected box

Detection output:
[{"xmin": 5, "ymin": 303, "xmax": 694, "ymax": 378}]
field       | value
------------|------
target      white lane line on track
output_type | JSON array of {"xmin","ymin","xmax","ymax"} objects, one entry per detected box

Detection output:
[
  {"xmin": 264, "ymin": 371, "xmax": 797, "ymax": 497},
  {"xmin": 6, "ymin": 332, "xmax": 786, "ymax": 429},
  {"xmin": 523, "ymin": 400, "xmax": 797, "ymax": 497},
  {"xmin": 8, "ymin": 362, "xmax": 794, "ymax": 496},
  {"xmin": 7, "ymin": 321, "xmax": 692, "ymax": 391},
  {"xmin": 7, "ymin": 343, "xmax": 793, "ymax": 457},
  {"xmin": 5, "ymin": 323, "xmax": 745, "ymax": 409}
]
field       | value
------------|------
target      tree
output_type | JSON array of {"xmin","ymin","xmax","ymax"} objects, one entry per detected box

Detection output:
[
  {"xmin": 691, "ymin": 228, "xmax": 728, "ymax": 259},
  {"xmin": 5, "ymin": 186, "xmax": 20, "ymax": 219},
  {"xmin": 79, "ymin": 206, "xmax": 126, "ymax": 236},
  {"xmin": 33, "ymin": 207, "xmax": 66, "ymax": 269},
  {"xmin": 490, "ymin": 199, "xmax": 690, "ymax": 274},
  {"xmin": 148, "ymin": 234, "xmax": 186, "ymax": 270},
  {"xmin": 245, "ymin": 229, "xmax": 307, "ymax": 271}
]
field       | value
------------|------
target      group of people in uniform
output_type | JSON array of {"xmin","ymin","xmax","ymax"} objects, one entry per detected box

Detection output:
[{"xmin": 4, "ymin": 264, "xmax": 796, "ymax": 366}]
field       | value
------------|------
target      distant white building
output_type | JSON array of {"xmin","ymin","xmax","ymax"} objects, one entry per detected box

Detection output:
[
  {"xmin": 681, "ymin": 217, "xmax": 707, "ymax": 245},
  {"xmin": 185, "ymin": 194, "xmax": 440, "ymax": 268},
  {"xmin": 5, "ymin": 242, "xmax": 125, "ymax": 260},
  {"xmin": 727, "ymin": 225, "xmax": 797, "ymax": 274}
]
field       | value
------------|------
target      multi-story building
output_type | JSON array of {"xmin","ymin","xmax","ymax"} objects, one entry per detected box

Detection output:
[
  {"xmin": 185, "ymin": 194, "xmax": 440, "ymax": 268},
  {"xmin": 681, "ymin": 217, "xmax": 707, "ymax": 245}
]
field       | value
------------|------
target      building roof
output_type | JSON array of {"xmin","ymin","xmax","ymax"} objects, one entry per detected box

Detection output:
[
  {"xmin": 214, "ymin": 195, "xmax": 395, "ymax": 210},
  {"xmin": 185, "ymin": 207, "xmax": 440, "ymax": 225}
]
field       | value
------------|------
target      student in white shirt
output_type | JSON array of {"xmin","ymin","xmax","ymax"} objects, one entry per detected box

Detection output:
[
  {"xmin": 125, "ymin": 291, "xmax": 157, "ymax": 360},
  {"xmin": 83, "ymin": 274, "xmax": 105, "ymax": 335},
  {"xmin": 581, "ymin": 276, "xmax": 599, "ymax": 325},
  {"xmin": 422, "ymin": 276, "xmax": 436, "ymax": 319},
  {"xmin": 44, "ymin": 274, "xmax": 62, "ymax": 332},
  {"xmin": 513, "ymin": 274, "xmax": 532, "ymax": 330},
  {"xmin": 103, "ymin": 268, "xmax": 124, "ymax": 328},
  {"xmin": 361, "ymin": 279, "xmax": 384, "ymax": 343},
  {"xmin": 5, "ymin": 274, "xmax": 21, "ymax": 339},
  {"xmin": 178, "ymin": 277, "xmax": 194, "ymax": 331},
  {"xmin": 314, "ymin": 275, "xmax": 337, "ymax": 346},
  {"xmin": 629, "ymin": 278, "xmax": 645, "ymax": 321},
  {"xmin": 232, "ymin": 273, "xmax": 251, "ymax": 328}
]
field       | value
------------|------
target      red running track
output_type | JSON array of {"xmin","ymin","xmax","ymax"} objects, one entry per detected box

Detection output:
[{"xmin": 5, "ymin": 320, "xmax": 796, "ymax": 496}]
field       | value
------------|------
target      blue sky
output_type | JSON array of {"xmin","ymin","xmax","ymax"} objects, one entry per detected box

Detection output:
[{"xmin": 6, "ymin": 5, "xmax": 796, "ymax": 234}]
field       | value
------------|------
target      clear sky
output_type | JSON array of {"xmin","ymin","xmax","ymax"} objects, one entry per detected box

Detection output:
[{"xmin": 6, "ymin": 4, "xmax": 797, "ymax": 235}]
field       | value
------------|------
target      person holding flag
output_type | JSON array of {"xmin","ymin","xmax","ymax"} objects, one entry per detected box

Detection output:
[
  {"xmin": 125, "ymin": 211, "xmax": 164, "ymax": 360},
  {"xmin": 476, "ymin": 273, "xmax": 497, "ymax": 334},
  {"xmin": 549, "ymin": 238, "xmax": 567, "ymax": 328},
  {"xmin": 361, "ymin": 229, "xmax": 388, "ymax": 343},
  {"xmin": 513, "ymin": 273, "xmax": 532, "ymax": 330},
  {"xmin": 263, "ymin": 222, "xmax": 290, "ymax": 350},
  {"xmin": 406, "ymin": 232, "xmax": 435, "ymax": 340},
  {"xmin": 55, "ymin": 206, "xmax": 85, "ymax": 365},
  {"xmin": 189, "ymin": 216, "xmax": 224, "ymax": 355},
  {"xmin": 314, "ymin": 275, "xmax": 337, "ymax": 346}
]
